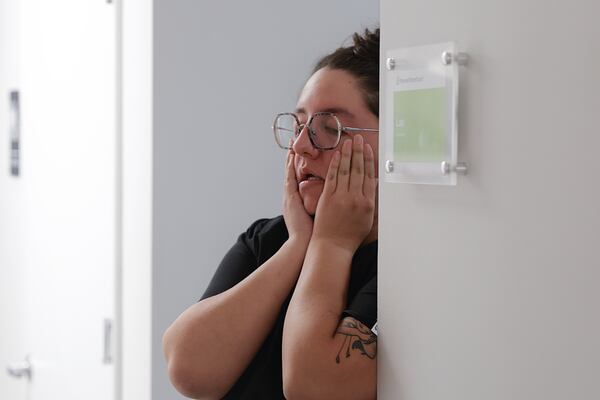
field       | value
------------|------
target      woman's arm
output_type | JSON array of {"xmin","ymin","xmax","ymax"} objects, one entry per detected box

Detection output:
[
  {"xmin": 164, "ymin": 151, "xmax": 313, "ymax": 399},
  {"xmin": 163, "ymin": 237, "xmax": 307, "ymax": 400},
  {"xmin": 283, "ymin": 136, "xmax": 377, "ymax": 400}
]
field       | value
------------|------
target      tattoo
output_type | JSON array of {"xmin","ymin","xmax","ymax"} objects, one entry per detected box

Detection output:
[{"xmin": 334, "ymin": 317, "xmax": 377, "ymax": 364}]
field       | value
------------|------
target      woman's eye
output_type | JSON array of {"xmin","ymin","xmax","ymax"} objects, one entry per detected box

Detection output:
[{"xmin": 324, "ymin": 126, "xmax": 338, "ymax": 135}]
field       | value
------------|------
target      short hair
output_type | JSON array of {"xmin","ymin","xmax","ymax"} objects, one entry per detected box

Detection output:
[{"xmin": 313, "ymin": 28, "xmax": 380, "ymax": 117}]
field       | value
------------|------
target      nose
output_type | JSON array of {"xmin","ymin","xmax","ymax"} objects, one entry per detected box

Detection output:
[{"xmin": 292, "ymin": 124, "xmax": 319, "ymax": 159}]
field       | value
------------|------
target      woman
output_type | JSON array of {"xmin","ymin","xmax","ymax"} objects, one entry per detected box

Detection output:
[{"xmin": 163, "ymin": 28, "xmax": 380, "ymax": 400}]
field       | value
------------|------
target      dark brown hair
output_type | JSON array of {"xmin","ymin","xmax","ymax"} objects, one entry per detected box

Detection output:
[{"xmin": 313, "ymin": 28, "xmax": 380, "ymax": 117}]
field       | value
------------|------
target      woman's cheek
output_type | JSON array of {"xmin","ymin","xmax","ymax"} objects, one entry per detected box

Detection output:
[{"xmin": 299, "ymin": 183, "xmax": 324, "ymax": 216}]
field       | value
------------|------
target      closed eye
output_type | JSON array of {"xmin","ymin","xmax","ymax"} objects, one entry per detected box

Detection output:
[{"xmin": 324, "ymin": 126, "xmax": 339, "ymax": 136}]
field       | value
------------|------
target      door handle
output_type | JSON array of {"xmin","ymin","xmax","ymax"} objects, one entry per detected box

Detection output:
[{"xmin": 6, "ymin": 355, "xmax": 32, "ymax": 380}]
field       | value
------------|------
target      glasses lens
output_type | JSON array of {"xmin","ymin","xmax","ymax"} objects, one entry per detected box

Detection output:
[
  {"xmin": 274, "ymin": 114, "xmax": 297, "ymax": 149},
  {"xmin": 311, "ymin": 114, "xmax": 340, "ymax": 149}
]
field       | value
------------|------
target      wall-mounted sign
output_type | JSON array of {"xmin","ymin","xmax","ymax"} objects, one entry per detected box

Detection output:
[{"xmin": 384, "ymin": 42, "xmax": 468, "ymax": 185}]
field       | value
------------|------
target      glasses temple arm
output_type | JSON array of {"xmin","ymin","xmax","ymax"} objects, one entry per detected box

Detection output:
[{"xmin": 343, "ymin": 127, "xmax": 379, "ymax": 132}]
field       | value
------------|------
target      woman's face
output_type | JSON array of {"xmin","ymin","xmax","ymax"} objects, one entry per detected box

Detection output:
[{"xmin": 293, "ymin": 67, "xmax": 379, "ymax": 216}]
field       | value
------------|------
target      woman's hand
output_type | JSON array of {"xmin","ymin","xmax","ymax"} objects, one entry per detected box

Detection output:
[
  {"xmin": 283, "ymin": 149, "xmax": 313, "ymax": 244},
  {"xmin": 312, "ymin": 135, "xmax": 377, "ymax": 253}
]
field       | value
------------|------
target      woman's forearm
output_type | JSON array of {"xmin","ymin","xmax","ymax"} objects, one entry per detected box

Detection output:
[
  {"xmin": 285, "ymin": 240, "xmax": 353, "ymax": 336},
  {"xmin": 282, "ymin": 241, "xmax": 377, "ymax": 400},
  {"xmin": 163, "ymin": 238, "xmax": 307, "ymax": 399}
]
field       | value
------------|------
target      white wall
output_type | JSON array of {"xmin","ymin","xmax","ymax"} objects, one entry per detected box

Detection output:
[
  {"xmin": 379, "ymin": 1, "xmax": 600, "ymax": 399},
  {"xmin": 152, "ymin": 1, "xmax": 378, "ymax": 398}
]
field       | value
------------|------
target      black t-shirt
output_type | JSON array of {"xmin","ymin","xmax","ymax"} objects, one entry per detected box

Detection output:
[{"xmin": 200, "ymin": 216, "xmax": 377, "ymax": 399}]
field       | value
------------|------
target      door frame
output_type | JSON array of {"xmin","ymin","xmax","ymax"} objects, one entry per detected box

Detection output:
[{"xmin": 119, "ymin": 0, "xmax": 153, "ymax": 399}]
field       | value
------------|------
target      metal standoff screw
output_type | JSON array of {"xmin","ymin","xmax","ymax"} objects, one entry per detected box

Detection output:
[
  {"xmin": 455, "ymin": 52, "xmax": 469, "ymax": 66},
  {"xmin": 442, "ymin": 51, "xmax": 469, "ymax": 66},
  {"xmin": 386, "ymin": 58, "xmax": 396, "ymax": 70},
  {"xmin": 455, "ymin": 162, "xmax": 469, "ymax": 174},
  {"xmin": 385, "ymin": 160, "xmax": 394, "ymax": 173},
  {"xmin": 441, "ymin": 161, "xmax": 469, "ymax": 175}
]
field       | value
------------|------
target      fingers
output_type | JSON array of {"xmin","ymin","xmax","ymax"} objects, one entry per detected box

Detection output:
[
  {"xmin": 363, "ymin": 143, "xmax": 377, "ymax": 198},
  {"xmin": 349, "ymin": 135, "xmax": 365, "ymax": 193},
  {"xmin": 323, "ymin": 150, "xmax": 340, "ymax": 195},
  {"xmin": 284, "ymin": 150, "xmax": 298, "ymax": 195},
  {"xmin": 337, "ymin": 139, "xmax": 352, "ymax": 191}
]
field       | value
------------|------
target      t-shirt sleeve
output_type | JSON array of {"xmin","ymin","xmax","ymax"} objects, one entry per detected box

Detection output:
[
  {"xmin": 342, "ymin": 276, "xmax": 377, "ymax": 329},
  {"xmin": 199, "ymin": 220, "xmax": 265, "ymax": 301}
]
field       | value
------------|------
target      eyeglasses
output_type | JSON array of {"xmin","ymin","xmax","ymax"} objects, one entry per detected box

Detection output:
[{"xmin": 272, "ymin": 112, "xmax": 378, "ymax": 150}]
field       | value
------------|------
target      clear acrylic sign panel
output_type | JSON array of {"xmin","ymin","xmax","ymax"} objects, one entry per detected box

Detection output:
[{"xmin": 384, "ymin": 42, "xmax": 458, "ymax": 185}]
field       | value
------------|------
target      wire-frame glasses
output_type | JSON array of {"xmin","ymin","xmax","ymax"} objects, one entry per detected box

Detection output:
[{"xmin": 273, "ymin": 112, "xmax": 378, "ymax": 150}]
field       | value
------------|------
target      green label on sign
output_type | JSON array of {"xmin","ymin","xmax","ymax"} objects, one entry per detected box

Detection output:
[{"xmin": 393, "ymin": 87, "xmax": 446, "ymax": 162}]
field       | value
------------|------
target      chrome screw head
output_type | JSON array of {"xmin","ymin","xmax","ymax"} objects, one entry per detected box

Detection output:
[
  {"xmin": 442, "ymin": 51, "xmax": 453, "ymax": 65},
  {"xmin": 386, "ymin": 58, "xmax": 396, "ymax": 70},
  {"xmin": 441, "ymin": 161, "xmax": 451, "ymax": 174},
  {"xmin": 385, "ymin": 160, "xmax": 394, "ymax": 173}
]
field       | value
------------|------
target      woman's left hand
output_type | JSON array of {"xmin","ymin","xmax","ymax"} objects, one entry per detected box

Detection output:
[{"xmin": 312, "ymin": 135, "xmax": 377, "ymax": 253}]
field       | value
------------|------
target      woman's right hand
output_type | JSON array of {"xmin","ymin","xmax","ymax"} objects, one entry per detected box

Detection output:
[{"xmin": 283, "ymin": 150, "xmax": 313, "ymax": 245}]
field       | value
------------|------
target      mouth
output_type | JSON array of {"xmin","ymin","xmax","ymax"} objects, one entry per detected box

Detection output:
[
  {"xmin": 303, "ymin": 174, "xmax": 323, "ymax": 182},
  {"xmin": 298, "ymin": 170, "xmax": 324, "ymax": 183}
]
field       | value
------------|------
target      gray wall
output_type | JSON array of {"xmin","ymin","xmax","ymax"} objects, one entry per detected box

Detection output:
[
  {"xmin": 379, "ymin": 0, "xmax": 600, "ymax": 399},
  {"xmin": 152, "ymin": 1, "xmax": 379, "ymax": 398}
]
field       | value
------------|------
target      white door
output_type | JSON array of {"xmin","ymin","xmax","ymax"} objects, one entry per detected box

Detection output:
[
  {"xmin": 378, "ymin": 0, "xmax": 600, "ymax": 399},
  {"xmin": 0, "ymin": 2, "xmax": 28, "ymax": 398},
  {"xmin": 1, "ymin": 0, "xmax": 118, "ymax": 399}
]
